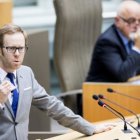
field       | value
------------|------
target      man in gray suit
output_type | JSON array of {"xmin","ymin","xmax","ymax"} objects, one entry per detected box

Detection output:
[{"xmin": 0, "ymin": 24, "xmax": 114, "ymax": 140}]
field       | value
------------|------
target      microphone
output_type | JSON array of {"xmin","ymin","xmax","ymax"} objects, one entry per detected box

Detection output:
[
  {"xmin": 92, "ymin": 94, "xmax": 127, "ymax": 130},
  {"xmin": 107, "ymin": 88, "xmax": 140, "ymax": 101},
  {"xmin": 98, "ymin": 100, "xmax": 140, "ymax": 136},
  {"xmin": 98, "ymin": 94, "xmax": 140, "ymax": 128},
  {"xmin": 92, "ymin": 94, "xmax": 99, "ymax": 100}
]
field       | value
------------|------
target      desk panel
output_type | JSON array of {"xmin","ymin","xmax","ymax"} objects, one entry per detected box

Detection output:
[
  {"xmin": 0, "ymin": 0, "xmax": 12, "ymax": 27},
  {"xmin": 83, "ymin": 83, "xmax": 140, "ymax": 122}
]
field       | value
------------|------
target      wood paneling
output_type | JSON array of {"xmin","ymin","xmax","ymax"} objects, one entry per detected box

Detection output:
[{"xmin": 0, "ymin": 0, "xmax": 12, "ymax": 27}]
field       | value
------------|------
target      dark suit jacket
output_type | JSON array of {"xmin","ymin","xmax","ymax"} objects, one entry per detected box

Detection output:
[{"xmin": 86, "ymin": 24, "xmax": 140, "ymax": 82}]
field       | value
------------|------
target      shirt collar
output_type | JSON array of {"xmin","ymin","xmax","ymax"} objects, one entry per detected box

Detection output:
[
  {"xmin": 116, "ymin": 28, "xmax": 129, "ymax": 46},
  {"xmin": 0, "ymin": 68, "xmax": 17, "ymax": 82}
]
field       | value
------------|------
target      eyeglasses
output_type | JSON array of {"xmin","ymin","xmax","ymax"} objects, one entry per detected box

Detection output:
[
  {"xmin": 119, "ymin": 16, "xmax": 140, "ymax": 25},
  {"xmin": 1, "ymin": 46, "xmax": 28, "ymax": 53}
]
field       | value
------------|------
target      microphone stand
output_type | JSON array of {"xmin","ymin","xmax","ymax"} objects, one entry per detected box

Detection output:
[
  {"xmin": 98, "ymin": 94, "xmax": 140, "ymax": 128},
  {"xmin": 107, "ymin": 88, "xmax": 140, "ymax": 101},
  {"xmin": 98, "ymin": 100, "xmax": 140, "ymax": 136}
]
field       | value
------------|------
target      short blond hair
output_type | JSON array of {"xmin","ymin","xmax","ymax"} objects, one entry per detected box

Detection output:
[{"xmin": 0, "ymin": 23, "xmax": 27, "ymax": 47}]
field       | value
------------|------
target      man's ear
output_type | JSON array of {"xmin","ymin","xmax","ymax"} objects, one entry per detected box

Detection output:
[
  {"xmin": 115, "ymin": 16, "xmax": 120, "ymax": 27},
  {"xmin": 0, "ymin": 48, "xmax": 3, "ymax": 56},
  {"xmin": 115, "ymin": 16, "xmax": 119, "ymax": 24}
]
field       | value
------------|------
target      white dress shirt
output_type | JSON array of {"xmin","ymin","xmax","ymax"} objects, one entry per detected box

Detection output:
[{"xmin": 0, "ymin": 68, "xmax": 18, "ymax": 108}]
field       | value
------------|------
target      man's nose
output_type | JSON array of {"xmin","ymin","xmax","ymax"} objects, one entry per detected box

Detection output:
[{"xmin": 14, "ymin": 49, "xmax": 20, "ymax": 55}]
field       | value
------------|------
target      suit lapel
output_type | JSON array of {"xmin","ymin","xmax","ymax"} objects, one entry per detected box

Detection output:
[
  {"xmin": 15, "ymin": 70, "xmax": 24, "ymax": 120},
  {"xmin": 112, "ymin": 25, "xmax": 128, "ymax": 58},
  {"xmin": 5, "ymin": 100, "xmax": 15, "ymax": 119}
]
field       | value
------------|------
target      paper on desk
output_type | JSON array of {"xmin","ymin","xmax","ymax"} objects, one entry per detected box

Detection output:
[{"xmin": 128, "ymin": 80, "xmax": 140, "ymax": 85}]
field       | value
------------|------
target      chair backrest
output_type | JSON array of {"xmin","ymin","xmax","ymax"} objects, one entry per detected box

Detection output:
[
  {"xmin": 24, "ymin": 29, "xmax": 50, "ymax": 91},
  {"xmin": 23, "ymin": 30, "xmax": 51, "ymax": 131},
  {"xmin": 53, "ymin": 0, "xmax": 102, "ymax": 92}
]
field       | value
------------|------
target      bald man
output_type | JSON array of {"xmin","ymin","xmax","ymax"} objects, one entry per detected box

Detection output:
[{"xmin": 86, "ymin": 0, "xmax": 140, "ymax": 82}]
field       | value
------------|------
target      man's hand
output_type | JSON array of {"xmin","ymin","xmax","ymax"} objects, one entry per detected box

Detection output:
[
  {"xmin": 93, "ymin": 123, "xmax": 116, "ymax": 134},
  {"xmin": 133, "ymin": 30, "xmax": 140, "ymax": 49},
  {"xmin": 0, "ymin": 81, "xmax": 11, "ymax": 104}
]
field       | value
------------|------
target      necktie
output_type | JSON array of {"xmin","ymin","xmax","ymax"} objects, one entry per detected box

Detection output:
[
  {"xmin": 127, "ymin": 40, "xmax": 134, "ymax": 53},
  {"xmin": 7, "ymin": 73, "xmax": 19, "ymax": 117}
]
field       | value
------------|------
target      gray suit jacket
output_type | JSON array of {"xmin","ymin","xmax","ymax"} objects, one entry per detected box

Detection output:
[{"xmin": 0, "ymin": 65, "xmax": 95, "ymax": 140}]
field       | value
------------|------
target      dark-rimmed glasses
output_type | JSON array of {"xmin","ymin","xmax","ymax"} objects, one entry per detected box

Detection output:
[
  {"xmin": 119, "ymin": 16, "xmax": 140, "ymax": 25},
  {"xmin": 1, "ymin": 46, "xmax": 28, "ymax": 53}
]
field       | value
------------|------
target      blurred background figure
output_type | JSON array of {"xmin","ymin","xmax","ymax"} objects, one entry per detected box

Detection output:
[{"xmin": 86, "ymin": 0, "xmax": 140, "ymax": 83}]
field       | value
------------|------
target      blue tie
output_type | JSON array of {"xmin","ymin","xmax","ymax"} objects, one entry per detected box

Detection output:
[
  {"xmin": 127, "ymin": 40, "xmax": 134, "ymax": 53},
  {"xmin": 7, "ymin": 73, "xmax": 19, "ymax": 117}
]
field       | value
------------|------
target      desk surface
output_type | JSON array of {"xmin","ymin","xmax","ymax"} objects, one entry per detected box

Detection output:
[{"xmin": 45, "ymin": 116, "xmax": 140, "ymax": 140}]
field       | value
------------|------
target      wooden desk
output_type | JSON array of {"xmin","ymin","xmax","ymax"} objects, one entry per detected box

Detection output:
[
  {"xmin": 44, "ymin": 116, "xmax": 140, "ymax": 140},
  {"xmin": 83, "ymin": 82, "xmax": 140, "ymax": 122}
]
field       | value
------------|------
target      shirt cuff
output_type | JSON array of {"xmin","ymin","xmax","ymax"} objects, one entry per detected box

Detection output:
[
  {"xmin": 132, "ymin": 47, "xmax": 140, "ymax": 54},
  {"xmin": 0, "ymin": 103, "xmax": 5, "ymax": 110}
]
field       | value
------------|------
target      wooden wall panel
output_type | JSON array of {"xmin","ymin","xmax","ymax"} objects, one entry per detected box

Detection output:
[{"xmin": 0, "ymin": 0, "xmax": 12, "ymax": 27}]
